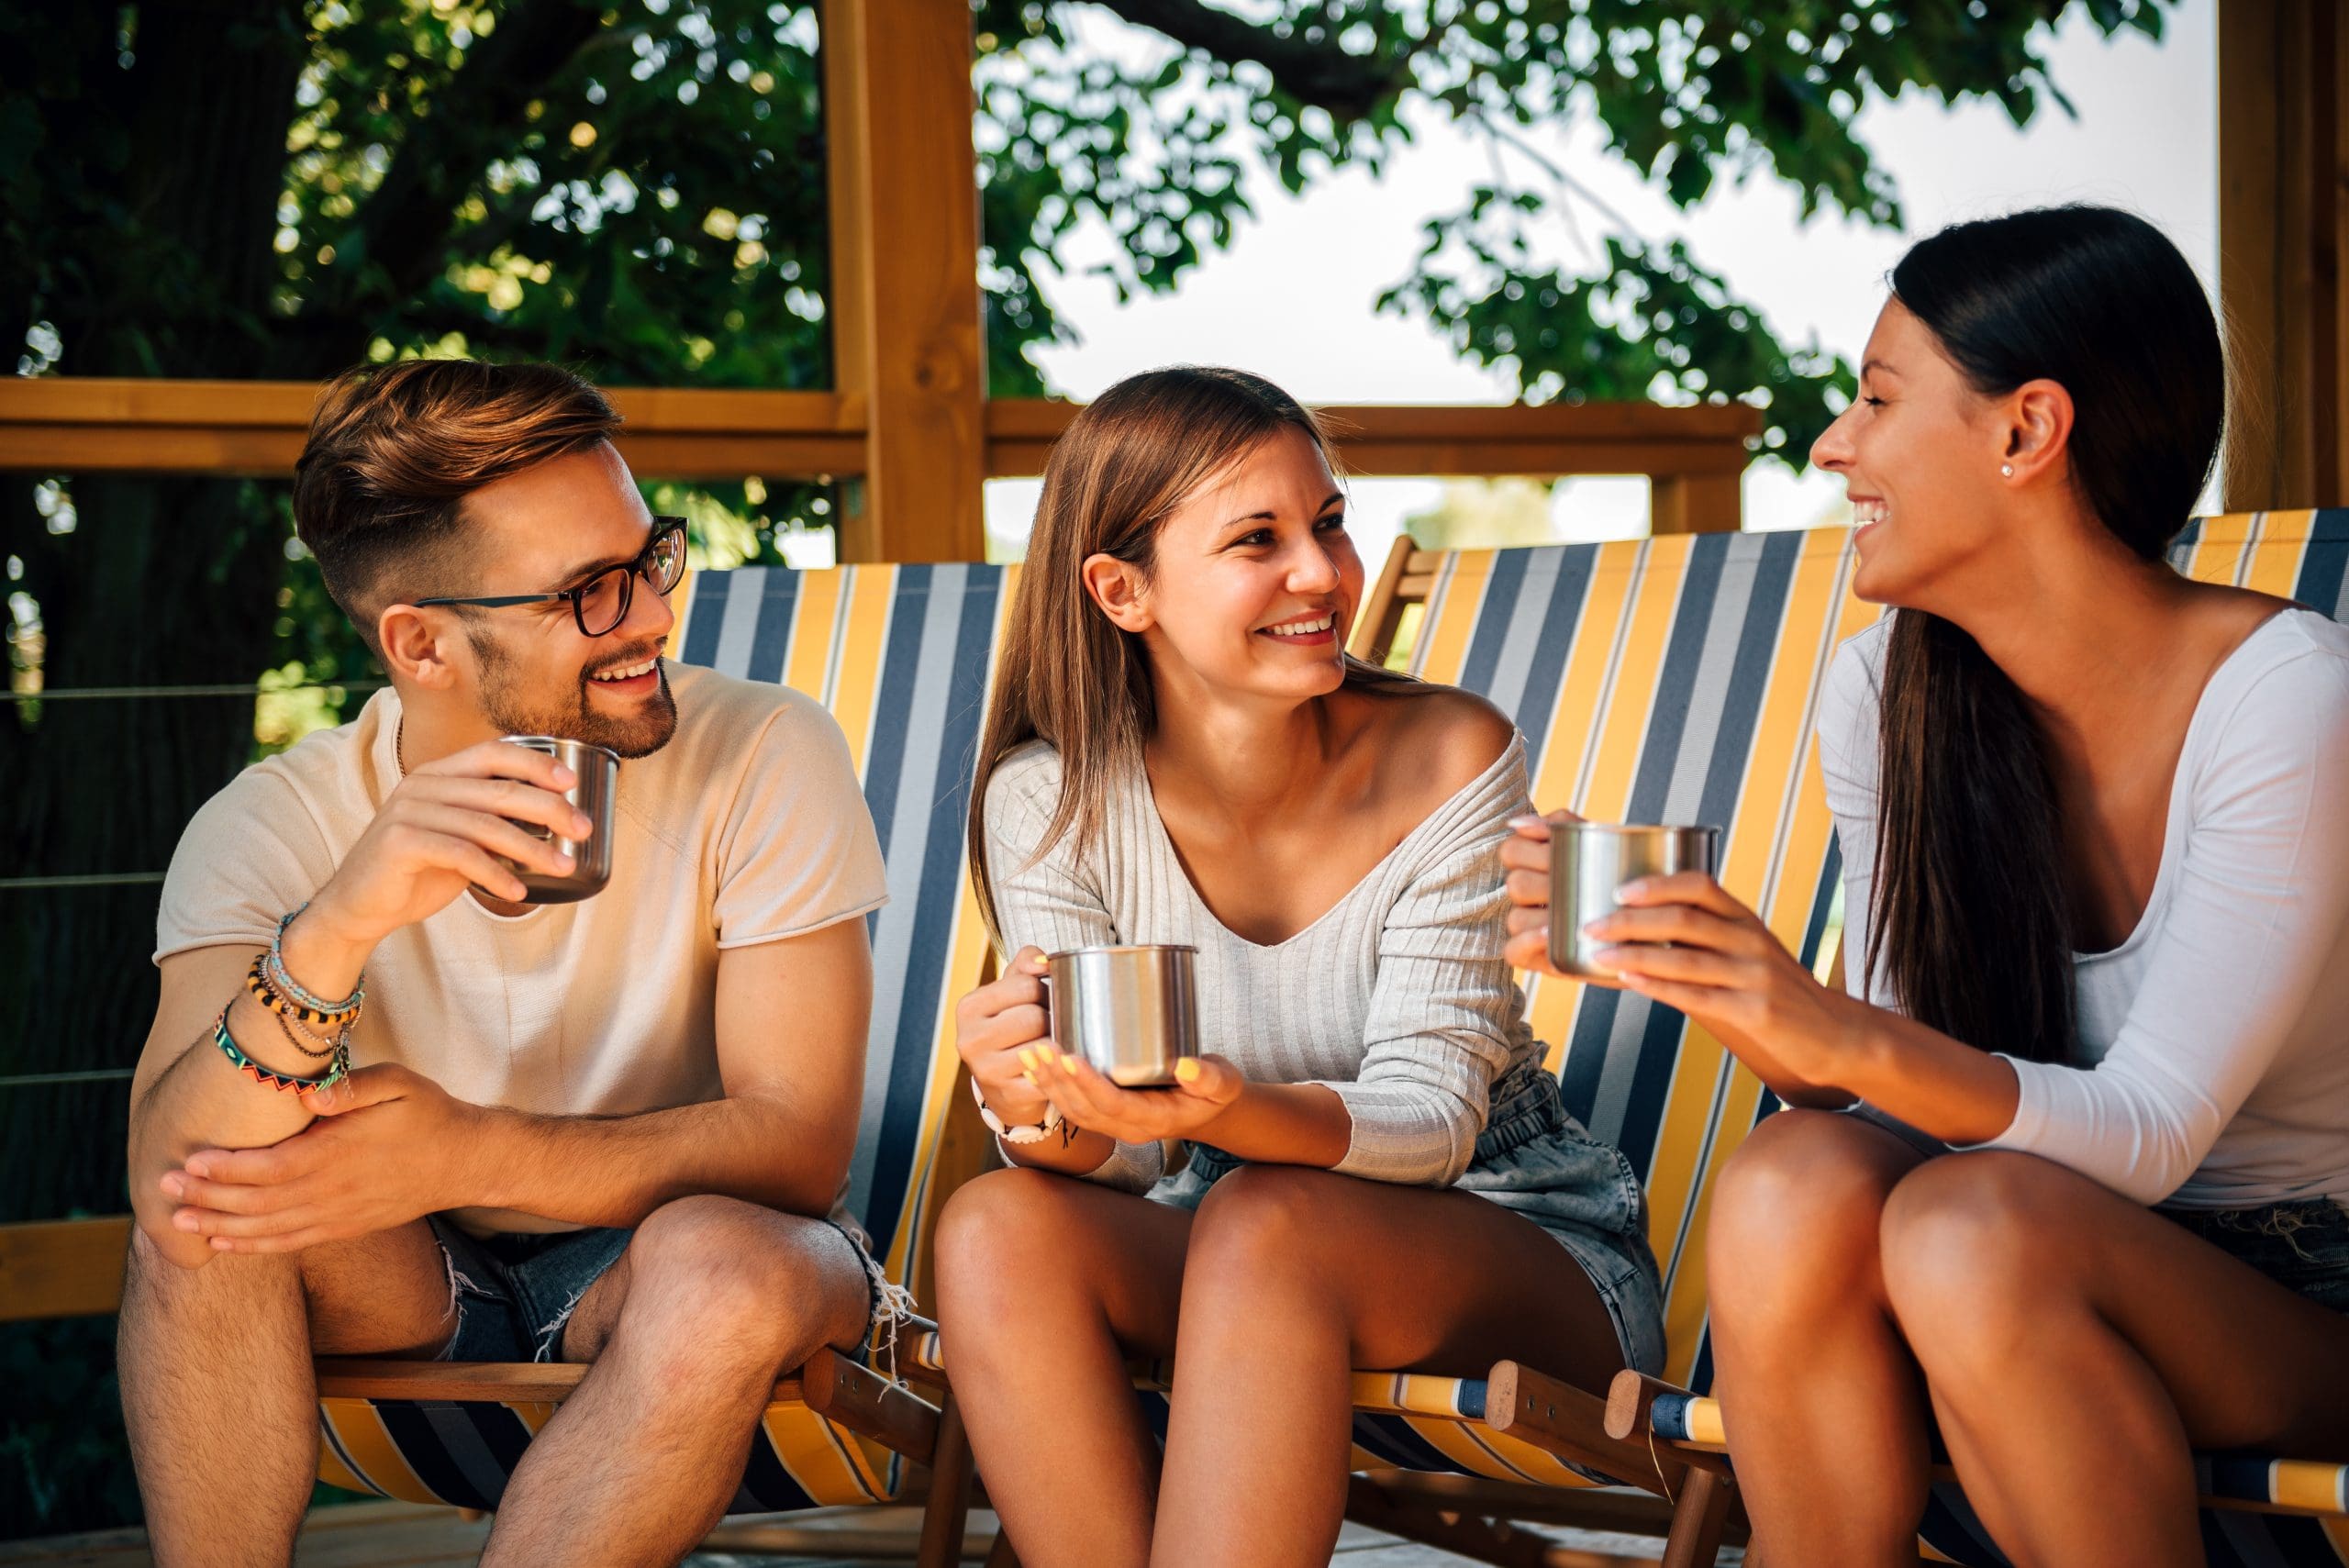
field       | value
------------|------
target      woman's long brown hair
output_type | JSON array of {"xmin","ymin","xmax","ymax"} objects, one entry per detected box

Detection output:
[
  {"xmin": 1866, "ymin": 207, "xmax": 2225, "ymax": 1061},
  {"xmin": 968, "ymin": 365, "xmax": 1409, "ymax": 947}
]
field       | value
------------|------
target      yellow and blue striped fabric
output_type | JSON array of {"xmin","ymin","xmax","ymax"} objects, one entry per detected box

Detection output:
[
  {"xmin": 1316, "ymin": 525, "xmax": 1879, "ymax": 1485},
  {"xmin": 315, "ymin": 561, "xmax": 1019, "ymax": 1514}
]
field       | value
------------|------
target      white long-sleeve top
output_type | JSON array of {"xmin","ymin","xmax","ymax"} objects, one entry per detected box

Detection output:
[
  {"xmin": 982, "ymin": 736, "xmax": 1544, "ymax": 1193},
  {"xmin": 1820, "ymin": 610, "xmax": 2349, "ymax": 1208}
]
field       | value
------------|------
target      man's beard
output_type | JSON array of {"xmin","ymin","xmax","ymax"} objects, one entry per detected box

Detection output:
[{"xmin": 468, "ymin": 628, "xmax": 680, "ymax": 759}]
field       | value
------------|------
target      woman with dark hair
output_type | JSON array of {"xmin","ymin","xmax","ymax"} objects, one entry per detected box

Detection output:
[
  {"xmin": 1501, "ymin": 205, "xmax": 2349, "ymax": 1565},
  {"xmin": 931, "ymin": 366, "xmax": 1664, "ymax": 1568}
]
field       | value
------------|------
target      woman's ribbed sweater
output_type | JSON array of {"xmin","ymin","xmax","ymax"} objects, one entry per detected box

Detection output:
[{"xmin": 983, "ymin": 734, "xmax": 1543, "ymax": 1192}]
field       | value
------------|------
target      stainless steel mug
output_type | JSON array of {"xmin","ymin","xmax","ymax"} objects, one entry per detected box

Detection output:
[
  {"xmin": 1546, "ymin": 822, "xmax": 1721, "ymax": 979},
  {"xmin": 496, "ymin": 735, "xmax": 620, "ymax": 904},
  {"xmin": 1044, "ymin": 944, "xmax": 1200, "ymax": 1086}
]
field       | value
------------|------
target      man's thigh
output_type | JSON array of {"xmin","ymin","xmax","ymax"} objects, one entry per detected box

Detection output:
[{"xmin": 300, "ymin": 1218, "xmax": 461, "ymax": 1359}]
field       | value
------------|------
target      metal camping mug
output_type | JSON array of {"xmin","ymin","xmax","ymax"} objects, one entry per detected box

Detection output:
[
  {"xmin": 495, "ymin": 735, "xmax": 620, "ymax": 904},
  {"xmin": 1043, "ymin": 945, "xmax": 1200, "ymax": 1087},
  {"xmin": 1546, "ymin": 822, "xmax": 1722, "ymax": 979}
]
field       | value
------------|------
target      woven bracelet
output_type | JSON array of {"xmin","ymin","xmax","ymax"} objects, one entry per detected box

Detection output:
[
  {"xmin": 213, "ymin": 1008, "xmax": 348, "ymax": 1095},
  {"xmin": 267, "ymin": 905, "xmax": 364, "ymax": 1016}
]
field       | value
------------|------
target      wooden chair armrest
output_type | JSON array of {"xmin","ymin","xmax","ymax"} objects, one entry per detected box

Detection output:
[
  {"xmin": 1606, "ymin": 1370, "xmax": 1695, "ymax": 1444},
  {"xmin": 802, "ymin": 1345, "xmax": 942, "ymax": 1466},
  {"xmin": 1483, "ymin": 1360, "xmax": 1717, "ymax": 1491}
]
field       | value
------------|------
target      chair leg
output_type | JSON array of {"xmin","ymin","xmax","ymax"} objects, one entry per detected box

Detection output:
[
  {"xmin": 1658, "ymin": 1466, "xmax": 1736, "ymax": 1568},
  {"xmin": 981, "ymin": 1526, "xmax": 1023, "ymax": 1568},
  {"xmin": 915, "ymin": 1388, "xmax": 979, "ymax": 1568}
]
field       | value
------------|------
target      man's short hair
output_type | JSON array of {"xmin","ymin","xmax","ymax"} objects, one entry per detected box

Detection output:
[{"xmin": 292, "ymin": 359, "xmax": 623, "ymax": 654}]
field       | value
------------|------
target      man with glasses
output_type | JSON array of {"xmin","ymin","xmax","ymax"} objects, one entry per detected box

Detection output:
[{"xmin": 117, "ymin": 359, "xmax": 891, "ymax": 1567}]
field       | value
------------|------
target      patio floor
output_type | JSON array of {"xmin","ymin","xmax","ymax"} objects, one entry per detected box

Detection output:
[{"xmin": 0, "ymin": 1500, "xmax": 1731, "ymax": 1566}]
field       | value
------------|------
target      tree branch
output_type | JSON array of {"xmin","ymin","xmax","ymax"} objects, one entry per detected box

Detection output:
[
  {"xmin": 1097, "ymin": 0, "xmax": 1409, "ymax": 121},
  {"xmin": 289, "ymin": 0, "xmax": 603, "ymax": 359}
]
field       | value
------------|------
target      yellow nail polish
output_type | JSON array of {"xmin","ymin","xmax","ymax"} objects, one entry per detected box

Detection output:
[
  {"xmin": 1173, "ymin": 1058, "xmax": 1199, "ymax": 1084},
  {"xmin": 1060, "ymin": 1050, "xmax": 1082, "ymax": 1072},
  {"xmin": 1018, "ymin": 1047, "xmax": 1036, "ymax": 1072}
]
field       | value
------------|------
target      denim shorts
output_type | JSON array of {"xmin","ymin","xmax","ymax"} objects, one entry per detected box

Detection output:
[
  {"xmin": 429, "ymin": 1216, "xmax": 633, "ymax": 1364},
  {"xmin": 1843, "ymin": 1104, "xmax": 2349, "ymax": 1315},
  {"xmin": 2159, "ymin": 1197, "xmax": 2349, "ymax": 1314},
  {"xmin": 430, "ymin": 1211, "xmax": 900, "ymax": 1366},
  {"xmin": 1148, "ymin": 1061, "xmax": 1668, "ymax": 1381}
]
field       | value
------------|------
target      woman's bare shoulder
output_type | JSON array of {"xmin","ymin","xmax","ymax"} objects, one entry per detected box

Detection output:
[{"xmin": 1354, "ymin": 681, "xmax": 1519, "ymax": 798}]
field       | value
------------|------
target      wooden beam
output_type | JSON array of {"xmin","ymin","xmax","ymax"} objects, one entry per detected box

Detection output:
[
  {"xmin": 825, "ymin": 0, "xmax": 986, "ymax": 563},
  {"xmin": 2220, "ymin": 0, "xmax": 2348, "ymax": 509},
  {"xmin": 0, "ymin": 1216, "xmax": 130, "ymax": 1322},
  {"xmin": 0, "ymin": 380, "xmax": 863, "ymax": 480},
  {"xmin": 0, "ymin": 380, "xmax": 1753, "ymax": 529}
]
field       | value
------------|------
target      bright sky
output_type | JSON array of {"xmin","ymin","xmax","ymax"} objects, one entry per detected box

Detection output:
[{"xmin": 981, "ymin": 0, "xmax": 2218, "ymax": 565}]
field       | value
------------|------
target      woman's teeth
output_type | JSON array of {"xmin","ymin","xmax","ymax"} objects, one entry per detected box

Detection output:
[
  {"xmin": 592, "ymin": 655, "xmax": 660, "ymax": 684},
  {"xmin": 1853, "ymin": 499, "xmax": 1890, "ymax": 527},
  {"xmin": 1260, "ymin": 614, "xmax": 1334, "ymax": 639}
]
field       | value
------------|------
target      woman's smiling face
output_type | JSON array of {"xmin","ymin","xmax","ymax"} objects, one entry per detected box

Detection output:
[
  {"xmin": 1098, "ymin": 423, "xmax": 1363, "ymax": 706},
  {"xmin": 1810, "ymin": 296, "xmax": 2017, "ymax": 611}
]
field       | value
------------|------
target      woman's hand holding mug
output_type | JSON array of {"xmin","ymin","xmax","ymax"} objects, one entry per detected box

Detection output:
[
  {"xmin": 953, "ymin": 946, "xmax": 1059, "ymax": 1127},
  {"xmin": 1500, "ymin": 811, "xmax": 1861, "ymax": 1093}
]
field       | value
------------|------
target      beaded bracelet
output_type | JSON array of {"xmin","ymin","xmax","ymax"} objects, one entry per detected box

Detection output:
[
  {"xmin": 213, "ymin": 1008, "xmax": 348, "ymax": 1095},
  {"xmin": 266, "ymin": 905, "xmax": 364, "ymax": 1016},
  {"xmin": 245, "ymin": 953, "xmax": 361, "ymax": 1029},
  {"xmin": 270, "ymin": 1007, "xmax": 341, "ymax": 1062}
]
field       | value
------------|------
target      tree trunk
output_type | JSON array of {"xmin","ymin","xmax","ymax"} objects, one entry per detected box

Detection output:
[{"xmin": 2, "ymin": 0, "xmax": 311, "ymax": 1225}]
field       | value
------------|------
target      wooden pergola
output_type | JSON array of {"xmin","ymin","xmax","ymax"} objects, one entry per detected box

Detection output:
[
  {"xmin": 0, "ymin": 1, "xmax": 1760, "ymax": 550},
  {"xmin": 0, "ymin": 4, "xmax": 2336, "ymax": 537}
]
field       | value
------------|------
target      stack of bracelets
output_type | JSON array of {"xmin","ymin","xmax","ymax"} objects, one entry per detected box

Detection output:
[{"xmin": 213, "ymin": 906, "xmax": 361, "ymax": 1095}]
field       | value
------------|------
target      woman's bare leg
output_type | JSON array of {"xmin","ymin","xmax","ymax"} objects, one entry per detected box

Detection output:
[
  {"xmin": 1882, "ymin": 1151, "xmax": 2349, "ymax": 1568},
  {"xmin": 1148, "ymin": 1164, "xmax": 1627, "ymax": 1568},
  {"xmin": 932, "ymin": 1167, "xmax": 1192, "ymax": 1568},
  {"xmin": 1706, "ymin": 1110, "xmax": 1932, "ymax": 1567}
]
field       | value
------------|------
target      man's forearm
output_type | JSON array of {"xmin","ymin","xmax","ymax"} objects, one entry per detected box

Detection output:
[
  {"xmin": 128, "ymin": 985, "xmax": 329, "ymax": 1267},
  {"xmin": 459, "ymin": 1094, "xmax": 849, "ymax": 1229}
]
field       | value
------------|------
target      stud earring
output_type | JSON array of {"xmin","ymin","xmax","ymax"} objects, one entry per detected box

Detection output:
[{"xmin": 2000, "ymin": 463, "xmax": 2015, "ymax": 477}]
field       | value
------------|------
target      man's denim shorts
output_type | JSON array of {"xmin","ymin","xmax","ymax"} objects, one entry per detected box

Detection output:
[{"xmin": 428, "ymin": 1215, "xmax": 632, "ymax": 1364}]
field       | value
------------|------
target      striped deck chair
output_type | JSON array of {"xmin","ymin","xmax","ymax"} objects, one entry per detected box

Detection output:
[
  {"xmin": 1598, "ymin": 509, "xmax": 2349, "ymax": 1568},
  {"xmin": 312, "ymin": 562, "xmax": 1014, "ymax": 1563}
]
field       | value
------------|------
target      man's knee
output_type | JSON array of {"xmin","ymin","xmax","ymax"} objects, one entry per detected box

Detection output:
[
  {"xmin": 620, "ymin": 1195, "xmax": 856, "ymax": 1363},
  {"xmin": 123, "ymin": 1221, "xmax": 298, "ymax": 1314}
]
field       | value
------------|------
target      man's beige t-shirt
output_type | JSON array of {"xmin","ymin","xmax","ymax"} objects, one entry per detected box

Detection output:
[{"xmin": 154, "ymin": 663, "xmax": 888, "ymax": 1235}]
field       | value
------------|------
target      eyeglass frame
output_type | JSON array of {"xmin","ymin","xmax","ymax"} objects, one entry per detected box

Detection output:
[{"xmin": 412, "ymin": 517, "xmax": 689, "ymax": 639}]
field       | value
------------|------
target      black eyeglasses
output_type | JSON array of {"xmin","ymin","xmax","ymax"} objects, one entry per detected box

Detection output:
[{"xmin": 415, "ymin": 517, "xmax": 689, "ymax": 639}]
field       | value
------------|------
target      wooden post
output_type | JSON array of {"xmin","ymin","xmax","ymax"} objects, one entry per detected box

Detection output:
[
  {"xmin": 823, "ymin": 0, "xmax": 986, "ymax": 563},
  {"xmin": 2219, "ymin": 0, "xmax": 2347, "ymax": 511},
  {"xmin": 1651, "ymin": 472, "xmax": 1743, "ymax": 535}
]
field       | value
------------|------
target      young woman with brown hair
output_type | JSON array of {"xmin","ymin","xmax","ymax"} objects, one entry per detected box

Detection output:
[
  {"xmin": 1501, "ymin": 206, "xmax": 2349, "ymax": 1566},
  {"xmin": 931, "ymin": 366, "xmax": 1663, "ymax": 1568}
]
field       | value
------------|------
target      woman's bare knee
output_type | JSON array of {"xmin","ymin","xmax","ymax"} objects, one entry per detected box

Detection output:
[
  {"xmin": 1879, "ymin": 1152, "xmax": 2087, "ymax": 1372},
  {"xmin": 1709, "ymin": 1111, "xmax": 1917, "ymax": 1330},
  {"xmin": 1185, "ymin": 1164, "xmax": 1337, "ymax": 1286}
]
